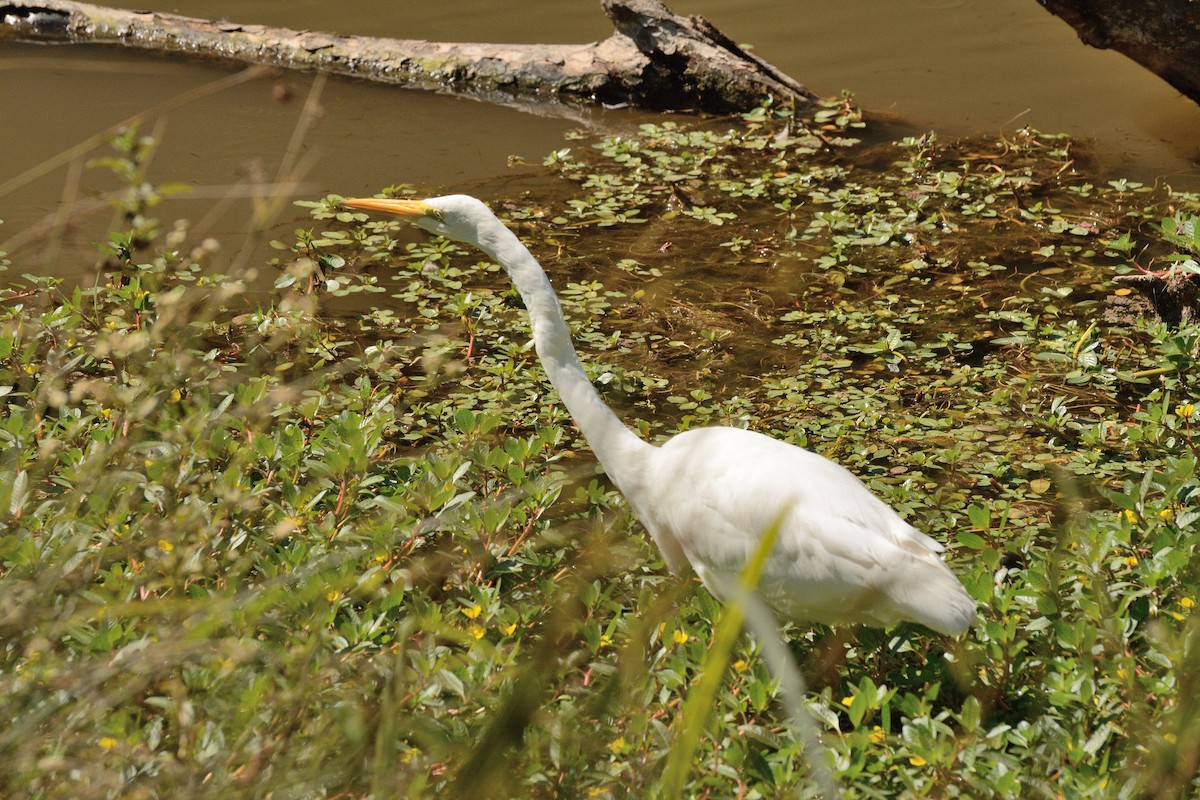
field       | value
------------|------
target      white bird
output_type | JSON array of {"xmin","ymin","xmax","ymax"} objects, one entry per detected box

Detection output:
[{"xmin": 344, "ymin": 194, "xmax": 976, "ymax": 636}]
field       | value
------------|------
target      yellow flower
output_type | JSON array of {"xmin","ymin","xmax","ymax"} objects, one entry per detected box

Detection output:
[
  {"xmin": 99, "ymin": 737, "xmax": 118, "ymax": 750},
  {"xmin": 169, "ymin": 388, "xmax": 182, "ymax": 403},
  {"xmin": 1121, "ymin": 509, "xmax": 1139, "ymax": 524},
  {"xmin": 608, "ymin": 736, "xmax": 629, "ymax": 755},
  {"xmin": 1124, "ymin": 556, "xmax": 1139, "ymax": 567},
  {"xmin": 1160, "ymin": 508, "xmax": 1176, "ymax": 523},
  {"xmin": 1165, "ymin": 732, "xmax": 1178, "ymax": 744},
  {"xmin": 157, "ymin": 539, "xmax": 174, "ymax": 552},
  {"xmin": 841, "ymin": 695, "xmax": 855, "ymax": 708},
  {"xmin": 461, "ymin": 604, "xmax": 482, "ymax": 620},
  {"xmin": 1182, "ymin": 597, "xmax": 1196, "ymax": 610},
  {"xmin": 100, "ymin": 408, "xmax": 113, "ymax": 419},
  {"xmin": 326, "ymin": 589, "xmax": 341, "ymax": 602},
  {"xmin": 1176, "ymin": 403, "xmax": 1196, "ymax": 419},
  {"xmin": 671, "ymin": 629, "xmax": 689, "ymax": 645},
  {"xmin": 501, "ymin": 622, "xmax": 517, "ymax": 636},
  {"xmin": 599, "ymin": 633, "xmax": 613, "ymax": 648},
  {"xmin": 869, "ymin": 726, "xmax": 885, "ymax": 744},
  {"xmin": 468, "ymin": 623, "xmax": 485, "ymax": 639},
  {"xmin": 732, "ymin": 659, "xmax": 748, "ymax": 673},
  {"xmin": 908, "ymin": 754, "xmax": 927, "ymax": 766}
]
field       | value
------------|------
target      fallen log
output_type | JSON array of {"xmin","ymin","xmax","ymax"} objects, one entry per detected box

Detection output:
[
  {"xmin": 0, "ymin": 0, "xmax": 817, "ymax": 113},
  {"xmin": 1035, "ymin": 0, "xmax": 1200, "ymax": 106}
]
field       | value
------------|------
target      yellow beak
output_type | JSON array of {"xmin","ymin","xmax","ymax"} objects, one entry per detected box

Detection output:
[{"xmin": 342, "ymin": 197, "xmax": 437, "ymax": 218}]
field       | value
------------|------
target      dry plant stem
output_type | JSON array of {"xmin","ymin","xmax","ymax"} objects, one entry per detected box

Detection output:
[
  {"xmin": 4, "ymin": 182, "xmax": 319, "ymax": 259},
  {"xmin": 229, "ymin": 73, "xmax": 328, "ymax": 276},
  {"xmin": 0, "ymin": 65, "xmax": 270, "ymax": 267},
  {"xmin": 0, "ymin": 65, "xmax": 269, "ymax": 201},
  {"xmin": 0, "ymin": 0, "xmax": 816, "ymax": 113},
  {"xmin": 44, "ymin": 152, "xmax": 84, "ymax": 268}
]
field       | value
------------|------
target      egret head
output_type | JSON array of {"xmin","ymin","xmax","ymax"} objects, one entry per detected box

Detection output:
[{"xmin": 342, "ymin": 194, "xmax": 495, "ymax": 247}]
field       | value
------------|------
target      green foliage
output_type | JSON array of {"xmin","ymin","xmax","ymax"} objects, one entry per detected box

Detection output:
[
  {"xmin": 87, "ymin": 127, "xmax": 193, "ymax": 267},
  {"xmin": 3, "ymin": 105, "xmax": 1200, "ymax": 798},
  {"xmin": 1156, "ymin": 213, "xmax": 1200, "ymax": 276}
]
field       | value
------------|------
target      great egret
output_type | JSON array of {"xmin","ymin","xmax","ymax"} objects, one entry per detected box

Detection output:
[{"xmin": 344, "ymin": 194, "xmax": 976, "ymax": 636}]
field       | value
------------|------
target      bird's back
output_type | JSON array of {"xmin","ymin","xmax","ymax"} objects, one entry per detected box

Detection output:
[{"xmin": 634, "ymin": 426, "xmax": 975, "ymax": 635}]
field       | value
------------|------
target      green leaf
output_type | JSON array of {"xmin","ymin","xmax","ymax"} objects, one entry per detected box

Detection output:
[
  {"xmin": 967, "ymin": 503, "xmax": 991, "ymax": 531},
  {"xmin": 956, "ymin": 531, "xmax": 987, "ymax": 550},
  {"xmin": 960, "ymin": 696, "xmax": 982, "ymax": 733},
  {"xmin": 847, "ymin": 691, "xmax": 869, "ymax": 727},
  {"xmin": 454, "ymin": 408, "xmax": 476, "ymax": 433}
]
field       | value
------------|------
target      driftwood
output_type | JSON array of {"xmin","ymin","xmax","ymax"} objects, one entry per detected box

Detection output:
[
  {"xmin": 1036, "ymin": 0, "xmax": 1200, "ymax": 106},
  {"xmin": 0, "ymin": 0, "xmax": 816, "ymax": 113}
]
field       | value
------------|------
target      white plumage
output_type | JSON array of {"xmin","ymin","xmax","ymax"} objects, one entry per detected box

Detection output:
[{"xmin": 344, "ymin": 193, "xmax": 976, "ymax": 636}]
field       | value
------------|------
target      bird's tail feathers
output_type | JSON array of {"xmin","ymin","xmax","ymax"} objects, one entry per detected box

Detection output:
[{"xmin": 888, "ymin": 559, "xmax": 976, "ymax": 636}]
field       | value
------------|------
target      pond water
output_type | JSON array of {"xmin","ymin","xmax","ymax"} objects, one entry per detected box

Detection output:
[{"xmin": 2, "ymin": 0, "xmax": 1198, "ymax": 280}]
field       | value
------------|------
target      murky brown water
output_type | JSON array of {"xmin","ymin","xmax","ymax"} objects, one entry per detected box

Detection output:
[{"xmin": 3, "ymin": 0, "xmax": 1198, "ymax": 279}]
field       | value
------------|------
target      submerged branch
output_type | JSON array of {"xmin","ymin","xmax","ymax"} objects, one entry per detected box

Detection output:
[{"xmin": 0, "ymin": 0, "xmax": 817, "ymax": 113}]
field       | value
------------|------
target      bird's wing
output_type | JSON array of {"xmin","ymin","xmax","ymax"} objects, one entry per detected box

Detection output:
[
  {"xmin": 652, "ymin": 427, "xmax": 915, "ymax": 561},
  {"xmin": 647, "ymin": 427, "xmax": 971, "ymax": 631}
]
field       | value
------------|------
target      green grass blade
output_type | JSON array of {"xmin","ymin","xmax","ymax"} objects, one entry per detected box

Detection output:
[
  {"xmin": 740, "ymin": 590, "xmax": 842, "ymax": 799},
  {"xmin": 660, "ymin": 512, "xmax": 786, "ymax": 799}
]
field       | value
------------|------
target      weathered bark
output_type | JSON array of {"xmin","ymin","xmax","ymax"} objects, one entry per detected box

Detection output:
[
  {"xmin": 1036, "ymin": 0, "xmax": 1200, "ymax": 105},
  {"xmin": 1112, "ymin": 271, "xmax": 1200, "ymax": 326},
  {"xmin": 0, "ymin": 0, "xmax": 816, "ymax": 113}
]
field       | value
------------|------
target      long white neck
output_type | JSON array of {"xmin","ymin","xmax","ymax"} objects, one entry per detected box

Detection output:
[{"xmin": 471, "ymin": 219, "xmax": 653, "ymax": 483}]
